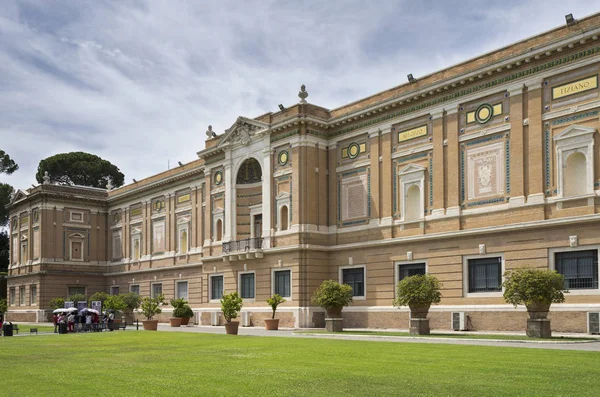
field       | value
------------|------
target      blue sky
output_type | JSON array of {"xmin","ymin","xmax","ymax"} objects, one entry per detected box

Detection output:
[{"xmin": 1, "ymin": 0, "xmax": 598, "ymax": 189}]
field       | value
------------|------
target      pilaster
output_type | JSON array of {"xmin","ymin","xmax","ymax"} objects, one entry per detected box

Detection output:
[
  {"xmin": 203, "ymin": 173, "xmax": 212, "ymax": 248},
  {"xmin": 446, "ymin": 108, "xmax": 460, "ymax": 209},
  {"xmin": 380, "ymin": 127, "xmax": 392, "ymax": 218},
  {"xmin": 224, "ymin": 164, "xmax": 233, "ymax": 242},
  {"xmin": 526, "ymin": 79, "xmax": 544, "ymax": 201},
  {"xmin": 431, "ymin": 110, "xmax": 445, "ymax": 215},
  {"xmin": 508, "ymin": 84, "xmax": 525, "ymax": 202},
  {"xmin": 261, "ymin": 148, "xmax": 272, "ymax": 248},
  {"xmin": 368, "ymin": 129, "xmax": 380, "ymax": 220}
]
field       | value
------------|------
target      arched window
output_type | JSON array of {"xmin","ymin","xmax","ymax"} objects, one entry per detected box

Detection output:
[
  {"xmin": 236, "ymin": 158, "xmax": 262, "ymax": 184},
  {"xmin": 179, "ymin": 230, "xmax": 188, "ymax": 254},
  {"xmin": 405, "ymin": 185, "xmax": 421, "ymax": 221},
  {"xmin": 564, "ymin": 152, "xmax": 587, "ymax": 197},
  {"xmin": 216, "ymin": 219, "xmax": 223, "ymax": 242},
  {"xmin": 280, "ymin": 205, "xmax": 289, "ymax": 231}
]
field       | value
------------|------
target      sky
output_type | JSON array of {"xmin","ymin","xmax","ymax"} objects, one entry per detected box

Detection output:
[{"xmin": 1, "ymin": 0, "xmax": 599, "ymax": 190}]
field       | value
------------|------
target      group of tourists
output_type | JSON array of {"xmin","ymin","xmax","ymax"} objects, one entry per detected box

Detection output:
[{"xmin": 53, "ymin": 310, "xmax": 115, "ymax": 333}]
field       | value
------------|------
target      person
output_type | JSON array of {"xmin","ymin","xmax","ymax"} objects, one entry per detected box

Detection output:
[
  {"xmin": 92, "ymin": 313, "xmax": 100, "ymax": 331},
  {"xmin": 52, "ymin": 313, "xmax": 58, "ymax": 333},
  {"xmin": 0, "ymin": 313, "xmax": 4, "ymax": 332},
  {"xmin": 85, "ymin": 313, "xmax": 92, "ymax": 332},
  {"xmin": 67, "ymin": 313, "xmax": 75, "ymax": 333},
  {"xmin": 108, "ymin": 311, "xmax": 115, "ymax": 331},
  {"xmin": 102, "ymin": 313, "xmax": 108, "ymax": 331}
]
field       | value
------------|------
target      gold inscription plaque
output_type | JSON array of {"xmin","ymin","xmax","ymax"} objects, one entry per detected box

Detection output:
[
  {"xmin": 398, "ymin": 125, "xmax": 427, "ymax": 142},
  {"xmin": 131, "ymin": 208, "xmax": 142, "ymax": 217},
  {"xmin": 552, "ymin": 76, "xmax": 598, "ymax": 100},
  {"xmin": 177, "ymin": 194, "xmax": 191, "ymax": 204}
]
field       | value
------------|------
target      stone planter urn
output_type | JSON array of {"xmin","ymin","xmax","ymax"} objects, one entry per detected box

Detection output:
[
  {"xmin": 408, "ymin": 303, "xmax": 431, "ymax": 335},
  {"xmin": 225, "ymin": 321, "xmax": 240, "ymax": 335},
  {"xmin": 169, "ymin": 317, "xmax": 182, "ymax": 327},
  {"xmin": 525, "ymin": 302, "xmax": 551, "ymax": 338},
  {"xmin": 264, "ymin": 318, "xmax": 280, "ymax": 330},
  {"xmin": 142, "ymin": 320, "xmax": 158, "ymax": 331},
  {"xmin": 325, "ymin": 307, "xmax": 343, "ymax": 332}
]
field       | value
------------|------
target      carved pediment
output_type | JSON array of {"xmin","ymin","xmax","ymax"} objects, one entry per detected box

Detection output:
[
  {"xmin": 276, "ymin": 191, "xmax": 290, "ymax": 200},
  {"xmin": 399, "ymin": 163, "xmax": 426, "ymax": 175},
  {"xmin": 10, "ymin": 189, "xmax": 29, "ymax": 204},
  {"xmin": 217, "ymin": 116, "xmax": 269, "ymax": 148},
  {"xmin": 68, "ymin": 233, "xmax": 86, "ymax": 239},
  {"xmin": 554, "ymin": 124, "xmax": 596, "ymax": 142}
]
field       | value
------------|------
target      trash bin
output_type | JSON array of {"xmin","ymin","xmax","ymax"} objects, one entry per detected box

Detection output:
[
  {"xmin": 3, "ymin": 322, "xmax": 13, "ymax": 337},
  {"xmin": 59, "ymin": 323, "xmax": 68, "ymax": 335}
]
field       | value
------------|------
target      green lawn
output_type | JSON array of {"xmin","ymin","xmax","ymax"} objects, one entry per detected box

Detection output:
[
  {"xmin": 296, "ymin": 330, "xmax": 597, "ymax": 341},
  {"xmin": 1, "ymin": 332, "xmax": 599, "ymax": 396}
]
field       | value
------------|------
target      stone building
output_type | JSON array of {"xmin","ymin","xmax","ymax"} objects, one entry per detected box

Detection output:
[{"xmin": 5, "ymin": 13, "xmax": 600, "ymax": 332}]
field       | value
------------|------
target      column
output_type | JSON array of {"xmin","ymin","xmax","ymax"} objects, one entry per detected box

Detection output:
[
  {"xmin": 261, "ymin": 148, "xmax": 272, "ymax": 248},
  {"xmin": 445, "ymin": 108, "xmax": 460, "ymax": 215},
  {"xmin": 526, "ymin": 78, "xmax": 544, "ymax": 203},
  {"xmin": 431, "ymin": 109, "xmax": 445, "ymax": 217},
  {"xmin": 508, "ymin": 84, "xmax": 526, "ymax": 205}
]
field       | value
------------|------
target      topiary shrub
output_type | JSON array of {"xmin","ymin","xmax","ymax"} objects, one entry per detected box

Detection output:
[
  {"xmin": 49, "ymin": 298, "xmax": 65, "ymax": 310},
  {"xmin": 311, "ymin": 280, "xmax": 353, "ymax": 314},
  {"xmin": 67, "ymin": 293, "xmax": 87, "ymax": 304},
  {"xmin": 503, "ymin": 267, "xmax": 567, "ymax": 308},
  {"xmin": 393, "ymin": 274, "xmax": 442, "ymax": 309},
  {"xmin": 140, "ymin": 294, "xmax": 165, "ymax": 321},
  {"xmin": 221, "ymin": 292, "xmax": 243, "ymax": 323},
  {"xmin": 88, "ymin": 292, "xmax": 109, "ymax": 306}
]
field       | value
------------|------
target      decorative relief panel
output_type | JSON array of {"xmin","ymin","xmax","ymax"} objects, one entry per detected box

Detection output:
[
  {"xmin": 338, "ymin": 167, "xmax": 370, "ymax": 226},
  {"xmin": 112, "ymin": 230, "xmax": 122, "ymax": 260},
  {"xmin": 33, "ymin": 228, "xmax": 40, "ymax": 259},
  {"xmin": 275, "ymin": 145, "xmax": 291, "ymax": 171},
  {"xmin": 152, "ymin": 219, "xmax": 166, "ymax": 254}
]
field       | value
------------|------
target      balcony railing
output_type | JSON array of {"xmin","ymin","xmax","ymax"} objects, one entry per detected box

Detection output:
[{"xmin": 222, "ymin": 237, "xmax": 263, "ymax": 254}]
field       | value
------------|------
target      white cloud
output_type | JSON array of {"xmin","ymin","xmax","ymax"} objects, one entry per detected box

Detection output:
[{"xmin": 1, "ymin": 0, "xmax": 598, "ymax": 189}]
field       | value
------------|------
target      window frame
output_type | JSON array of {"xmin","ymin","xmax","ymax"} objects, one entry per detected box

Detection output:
[
  {"xmin": 9, "ymin": 287, "xmax": 16, "ymax": 306},
  {"xmin": 176, "ymin": 280, "xmax": 189, "ymax": 300},
  {"xmin": 151, "ymin": 283, "xmax": 163, "ymax": 299},
  {"xmin": 549, "ymin": 246, "xmax": 600, "ymax": 295},
  {"xmin": 209, "ymin": 274, "xmax": 224, "ymax": 302},
  {"xmin": 271, "ymin": 268, "xmax": 292, "ymax": 300},
  {"xmin": 463, "ymin": 253, "xmax": 504, "ymax": 297},
  {"xmin": 30, "ymin": 284, "xmax": 37, "ymax": 305},
  {"xmin": 394, "ymin": 261, "xmax": 428, "ymax": 297},
  {"xmin": 130, "ymin": 284, "xmax": 140, "ymax": 295},
  {"xmin": 339, "ymin": 265, "xmax": 366, "ymax": 299},
  {"xmin": 238, "ymin": 271, "xmax": 256, "ymax": 301},
  {"xmin": 19, "ymin": 286, "xmax": 26, "ymax": 306},
  {"xmin": 110, "ymin": 286, "xmax": 120, "ymax": 296}
]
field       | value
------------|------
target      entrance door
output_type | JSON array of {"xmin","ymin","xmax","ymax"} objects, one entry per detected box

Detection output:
[{"xmin": 254, "ymin": 214, "xmax": 262, "ymax": 238}]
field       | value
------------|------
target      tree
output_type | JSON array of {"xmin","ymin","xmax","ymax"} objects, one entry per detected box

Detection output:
[
  {"xmin": 0, "ymin": 182, "xmax": 14, "ymax": 227},
  {"xmin": 0, "ymin": 298, "xmax": 7, "ymax": 315},
  {"xmin": 103, "ymin": 295, "xmax": 127, "ymax": 314},
  {"xmin": 36, "ymin": 152, "xmax": 125, "ymax": 188},
  {"xmin": 0, "ymin": 150, "xmax": 18, "ymax": 175},
  {"xmin": 0, "ymin": 231, "xmax": 9, "ymax": 273}
]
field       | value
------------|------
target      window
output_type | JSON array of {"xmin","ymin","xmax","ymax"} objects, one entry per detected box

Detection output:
[
  {"xmin": 239, "ymin": 273, "xmax": 255, "ymax": 299},
  {"xmin": 70, "ymin": 211, "xmax": 84, "ymax": 222},
  {"xmin": 9, "ymin": 288, "xmax": 15, "ymax": 305},
  {"xmin": 176, "ymin": 281, "xmax": 188, "ymax": 300},
  {"xmin": 555, "ymin": 250, "xmax": 598, "ymax": 290},
  {"xmin": 280, "ymin": 206, "xmax": 289, "ymax": 231},
  {"xmin": 19, "ymin": 286, "xmax": 25, "ymax": 305},
  {"xmin": 110, "ymin": 286, "xmax": 120, "ymax": 295},
  {"xmin": 398, "ymin": 263, "xmax": 426, "ymax": 281},
  {"xmin": 468, "ymin": 257, "xmax": 502, "ymax": 293},
  {"xmin": 130, "ymin": 285, "xmax": 140, "ymax": 295},
  {"xmin": 210, "ymin": 276, "xmax": 224, "ymax": 300},
  {"xmin": 342, "ymin": 267, "xmax": 365, "ymax": 297},
  {"xmin": 68, "ymin": 286, "xmax": 86, "ymax": 296},
  {"xmin": 215, "ymin": 219, "xmax": 223, "ymax": 242},
  {"xmin": 30, "ymin": 285, "xmax": 37, "ymax": 305},
  {"xmin": 151, "ymin": 283, "xmax": 163, "ymax": 298},
  {"xmin": 274, "ymin": 270, "xmax": 291, "ymax": 298}
]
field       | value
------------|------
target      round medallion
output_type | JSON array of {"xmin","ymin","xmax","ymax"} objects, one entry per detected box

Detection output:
[
  {"xmin": 475, "ymin": 103, "xmax": 494, "ymax": 124},
  {"xmin": 214, "ymin": 171, "xmax": 223, "ymax": 185},
  {"xmin": 348, "ymin": 142, "xmax": 360, "ymax": 159},
  {"xmin": 278, "ymin": 150, "xmax": 289, "ymax": 166}
]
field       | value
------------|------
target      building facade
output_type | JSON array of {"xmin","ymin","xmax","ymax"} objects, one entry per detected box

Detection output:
[{"xmin": 6, "ymin": 14, "xmax": 600, "ymax": 332}]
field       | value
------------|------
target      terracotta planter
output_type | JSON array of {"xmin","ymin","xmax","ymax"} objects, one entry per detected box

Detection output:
[
  {"xmin": 169, "ymin": 317, "xmax": 182, "ymax": 327},
  {"xmin": 526, "ymin": 302, "xmax": 551, "ymax": 319},
  {"xmin": 408, "ymin": 303, "xmax": 431, "ymax": 319},
  {"xmin": 142, "ymin": 320, "xmax": 158, "ymax": 331},
  {"xmin": 326, "ymin": 307, "xmax": 343, "ymax": 318},
  {"xmin": 225, "ymin": 321, "xmax": 240, "ymax": 335},
  {"xmin": 180, "ymin": 317, "xmax": 190, "ymax": 326},
  {"xmin": 264, "ymin": 318, "xmax": 280, "ymax": 330}
]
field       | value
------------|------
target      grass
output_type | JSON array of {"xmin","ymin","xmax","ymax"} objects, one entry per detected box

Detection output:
[
  {"xmin": 295, "ymin": 330, "xmax": 597, "ymax": 341},
  {"xmin": 1, "ymin": 331, "xmax": 599, "ymax": 396}
]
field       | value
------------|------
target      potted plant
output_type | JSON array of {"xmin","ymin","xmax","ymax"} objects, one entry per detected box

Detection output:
[
  {"xmin": 120, "ymin": 292, "xmax": 142, "ymax": 325},
  {"xmin": 103, "ymin": 294, "xmax": 127, "ymax": 330},
  {"xmin": 221, "ymin": 292, "xmax": 243, "ymax": 335},
  {"xmin": 265, "ymin": 294, "xmax": 286, "ymax": 330},
  {"xmin": 169, "ymin": 298, "xmax": 187, "ymax": 327},
  {"xmin": 179, "ymin": 305, "xmax": 194, "ymax": 326},
  {"xmin": 393, "ymin": 274, "xmax": 442, "ymax": 335},
  {"xmin": 503, "ymin": 267, "xmax": 567, "ymax": 338},
  {"xmin": 139, "ymin": 294, "xmax": 165, "ymax": 331},
  {"xmin": 311, "ymin": 280, "xmax": 353, "ymax": 332}
]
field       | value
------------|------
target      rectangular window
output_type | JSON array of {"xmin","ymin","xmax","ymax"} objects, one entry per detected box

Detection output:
[
  {"xmin": 210, "ymin": 276, "xmax": 224, "ymax": 300},
  {"xmin": 468, "ymin": 257, "xmax": 502, "ymax": 293},
  {"xmin": 176, "ymin": 281, "xmax": 189, "ymax": 300},
  {"xmin": 555, "ymin": 250, "xmax": 598, "ymax": 290},
  {"xmin": 30, "ymin": 285, "xmax": 37, "ymax": 305},
  {"xmin": 9, "ymin": 288, "xmax": 15, "ymax": 305},
  {"xmin": 70, "ymin": 211, "xmax": 84, "ymax": 222},
  {"xmin": 19, "ymin": 286, "xmax": 26, "ymax": 305},
  {"xmin": 110, "ymin": 286, "xmax": 120, "ymax": 295},
  {"xmin": 152, "ymin": 283, "xmax": 163, "ymax": 298},
  {"xmin": 342, "ymin": 267, "xmax": 365, "ymax": 297},
  {"xmin": 68, "ymin": 286, "xmax": 86, "ymax": 296},
  {"xmin": 398, "ymin": 263, "xmax": 426, "ymax": 281},
  {"xmin": 130, "ymin": 285, "xmax": 140, "ymax": 295},
  {"xmin": 274, "ymin": 270, "xmax": 291, "ymax": 298},
  {"xmin": 240, "ymin": 273, "xmax": 255, "ymax": 299}
]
